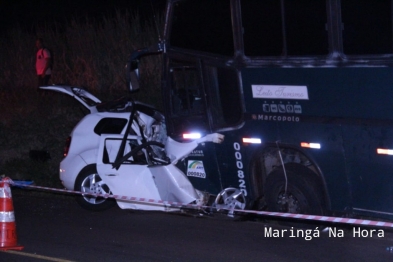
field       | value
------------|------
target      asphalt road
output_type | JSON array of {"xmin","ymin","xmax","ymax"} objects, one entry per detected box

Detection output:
[{"xmin": 1, "ymin": 188, "xmax": 393, "ymax": 261}]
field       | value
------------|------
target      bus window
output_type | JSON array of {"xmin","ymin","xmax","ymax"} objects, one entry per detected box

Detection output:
[
  {"xmin": 341, "ymin": 0, "xmax": 393, "ymax": 55},
  {"xmin": 241, "ymin": 0, "xmax": 328, "ymax": 56},
  {"xmin": 241, "ymin": 1, "xmax": 282, "ymax": 56},
  {"xmin": 170, "ymin": 0, "xmax": 234, "ymax": 56},
  {"xmin": 166, "ymin": 61, "xmax": 211, "ymax": 136},
  {"xmin": 206, "ymin": 66, "xmax": 243, "ymax": 129},
  {"xmin": 170, "ymin": 66, "xmax": 205, "ymax": 117}
]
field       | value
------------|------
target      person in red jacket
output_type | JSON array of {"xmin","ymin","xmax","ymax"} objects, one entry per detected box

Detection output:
[{"xmin": 35, "ymin": 38, "xmax": 52, "ymax": 89}]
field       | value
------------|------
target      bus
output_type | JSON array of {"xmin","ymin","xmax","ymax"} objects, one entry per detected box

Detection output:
[{"xmin": 127, "ymin": 0, "xmax": 393, "ymax": 220}]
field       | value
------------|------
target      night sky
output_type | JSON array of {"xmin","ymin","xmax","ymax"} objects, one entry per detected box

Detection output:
[{"xmin": 0, "ymin": 0, "xmax": 166, "ymax": 34}]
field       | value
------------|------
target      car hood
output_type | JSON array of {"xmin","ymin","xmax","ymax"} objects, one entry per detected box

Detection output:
[{"xmin": 40, "ymin": 85, "xmax": 101, "ymax": 113}]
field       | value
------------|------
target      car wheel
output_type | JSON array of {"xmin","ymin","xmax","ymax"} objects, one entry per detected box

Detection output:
[
  {"xmin": 265, "ymin": 167, "xmax": 324, "ymax": 216},
  {"xmin": 75, "ymin": 165, "xmax": 116, "ymax": 211}
]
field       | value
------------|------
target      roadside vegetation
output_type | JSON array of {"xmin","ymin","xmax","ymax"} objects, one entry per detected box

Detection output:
[{"xmin": 0, "ymin": 10, "xmax": 162, "ymax": 187}]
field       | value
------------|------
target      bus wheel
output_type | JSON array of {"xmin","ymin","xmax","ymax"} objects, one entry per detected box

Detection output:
[{"xmin": 265, "ymin": 168, "xmax": 324, "ymax": 215}]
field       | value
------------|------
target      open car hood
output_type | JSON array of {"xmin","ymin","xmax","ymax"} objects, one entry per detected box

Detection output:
[{"xmin": 40, "ymin": 85, "xmax": 101, "ymax": 113}]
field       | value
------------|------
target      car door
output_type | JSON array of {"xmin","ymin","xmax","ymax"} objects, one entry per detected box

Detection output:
[{"xmin": 96, "ymin": 134, "xmax": 164, "ymax": 210}]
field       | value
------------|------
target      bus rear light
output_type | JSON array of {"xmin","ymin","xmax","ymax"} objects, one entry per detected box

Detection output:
[
  {"xmin": 377, "ymin": 148, "xmax": 393, "ymax": 155},
  {"xmin": 242, "ymin": 138, "xmax": 262, "ymax": 144},
  {"xmin": 183, "ymin": 133, "xmax": 201, "ymax": 139},
  {"xmin": 63, "ymin": 136, "xmax": 71, "ymax": 157},
  {"xmin": 301, "ymin": 142, "xmax": 321, "ymax": 149}
]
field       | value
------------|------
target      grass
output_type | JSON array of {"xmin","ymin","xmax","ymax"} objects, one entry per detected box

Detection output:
[{"xmin": 0, "ymin": 9, "xmax": 163, "ymax": 188}]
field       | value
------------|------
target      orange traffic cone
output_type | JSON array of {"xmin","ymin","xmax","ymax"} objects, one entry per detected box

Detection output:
[{"xmin": 0, "ymin": 177, "xmax": 23, "ymax": 250}]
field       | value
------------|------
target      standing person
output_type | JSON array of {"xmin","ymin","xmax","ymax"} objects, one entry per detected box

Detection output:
[{"xmin": 35, "ymin": 38, "xmax": 52, "ymax": 88}]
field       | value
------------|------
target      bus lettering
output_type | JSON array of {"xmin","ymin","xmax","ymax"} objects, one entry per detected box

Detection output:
[
  {"xmin": 234, "ymin": 142, "xmax": 248, "ymax": 196},
  {"xmin": 256, "ymin": 115, "xmax": 300, "ymax": 122},
  {"xmin": 235, "ymin": 152, "xmax": 242, "ymax": 160}
]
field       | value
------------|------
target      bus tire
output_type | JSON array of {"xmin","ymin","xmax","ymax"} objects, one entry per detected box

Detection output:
[{"xmin": 265, "ymin": 167, "xmax": 324, "ymax": 215}]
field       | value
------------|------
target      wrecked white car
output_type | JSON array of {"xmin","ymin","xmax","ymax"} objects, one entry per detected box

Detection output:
[{"xmin": 40, "ymin": 85, "xmax": 245, "ymax": 214}]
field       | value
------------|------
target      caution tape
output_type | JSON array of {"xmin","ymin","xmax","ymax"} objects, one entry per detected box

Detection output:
[
  {"xmin": 236, "ymin": 209, "xmax": 393, "ymax": 228},
  {"xmin": 9, "ymin": 179, "xmax": 202, "ymax": 210},
  {"xmin": 7, "ymin": 178, "xmax": 393, "ymax": 229}
]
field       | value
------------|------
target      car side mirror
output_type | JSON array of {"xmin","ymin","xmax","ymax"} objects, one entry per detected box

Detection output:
[
  {"xmin": 126, "ymin": 60, "xmax": 140, "ymax": 92},
  {"xmin": 125, "ymin": 42, "xmax": 164, "ymax": 93},
  {"xmin": 129, "ymin": 70, "xmax": 139, "ymax": 92}
]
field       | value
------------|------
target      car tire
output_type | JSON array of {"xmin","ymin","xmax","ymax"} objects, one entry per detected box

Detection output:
[
  {"xmin": 265, "ymin": 166, "xmax": 324, "ymax": 216},
  {"xmin": 74, "ymin": 165, "xmax": 116, "ymax": 211}
]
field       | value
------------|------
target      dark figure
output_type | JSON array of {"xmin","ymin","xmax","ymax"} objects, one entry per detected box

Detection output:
[{"xmin": 35, "ymin": 38, "xmax": 52, "ymax": 89}]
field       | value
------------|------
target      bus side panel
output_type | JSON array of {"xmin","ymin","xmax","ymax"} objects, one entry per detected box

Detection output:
[
  {"xmin": 241, "ymin": 67, "xmax": 393, "ymax": 217},
  {"xmin": 176, "ymin": 143, "xmax": 223, "ymax": 194},
  {"xmin": 214, "ymin": 122, "xmax": 280, "ymax": 200},
  {"xmin": 342, "ymin": 125, "xmax": 393, "ymax": 216},
  {"xmin": 242, "ymin": 67, "xmax": 393, "ymax": 120}
]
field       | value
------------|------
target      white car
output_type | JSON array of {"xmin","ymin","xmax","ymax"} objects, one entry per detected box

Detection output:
[{"xmin": 40, "ymin": 85, "xmax": 242, "ymax": 213}]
